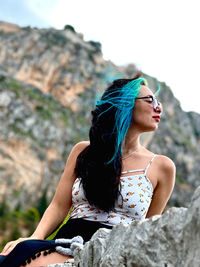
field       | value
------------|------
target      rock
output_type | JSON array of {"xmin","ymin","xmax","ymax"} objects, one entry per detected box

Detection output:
[
  {"xmin": 0, "ymin": 21, "xmax": 105, "ymax": 111},
  {"xmin": 70, "ymin": 185, "xmax": 200, "ymax": 267},
  {"xmin": 48, "ymin": 258, "xmax": 75, "ymax": 267},
  {"xmin": 0, "ymin": 21, "xmax": 20, "ymax": 33},
  {"xmin": 0, "ymin": 91, "xmax": 12, "ymax": 106},
  {"xmin": 0, "ymin": 75, "xmax": 90, "ymax": 210}
]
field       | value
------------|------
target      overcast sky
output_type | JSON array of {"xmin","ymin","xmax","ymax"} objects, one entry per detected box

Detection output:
[{"xmin": 0, "ymin": 0, "xmax": 200, "ymax": 114}]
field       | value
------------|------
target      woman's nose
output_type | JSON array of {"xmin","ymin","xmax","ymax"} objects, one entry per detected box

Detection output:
[{"xmin": 154, "ymin": 104, "xmax": 162, "ymax": 114}]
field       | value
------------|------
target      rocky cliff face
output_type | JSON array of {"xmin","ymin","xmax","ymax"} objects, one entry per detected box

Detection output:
[
  {"xmin": 0, "ymin": 74, "xmax": 89, "ymax": 209},
  {"xmin": 0, "ymin": 21, "xmax": 105, "ymax": 112},
  {"xmin": 0, "ymin": 21, "xmax": 200, "ymax": 212}
]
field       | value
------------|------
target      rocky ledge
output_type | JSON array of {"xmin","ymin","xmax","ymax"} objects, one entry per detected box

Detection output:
[{"xmin": 49, "ymin": 185, "xmax": 200, "ymax": 267}]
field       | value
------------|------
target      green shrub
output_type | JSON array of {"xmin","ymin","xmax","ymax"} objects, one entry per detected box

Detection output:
[
  {"xmin": 0, "ymin": 205, "xmax": 41, "ymax": 251},
  {"xmin": 64, "ymin": 24, "xmax": 76, "ymax": 33}
]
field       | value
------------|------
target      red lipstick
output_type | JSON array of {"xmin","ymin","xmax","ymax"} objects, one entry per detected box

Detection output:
[{"xmin": 152, "ymin": 116, "xmax": 160, "ymax": 122}]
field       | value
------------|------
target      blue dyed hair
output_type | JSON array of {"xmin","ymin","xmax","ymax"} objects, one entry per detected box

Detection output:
[{"xmin": 96, "ymin": 77, "xmax": 147, "ymax": 163}]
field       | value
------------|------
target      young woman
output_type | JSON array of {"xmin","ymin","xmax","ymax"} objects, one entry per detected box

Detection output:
[{"xmin": 0, "ymin": 75, "xmax": 176, "ymax": 266}]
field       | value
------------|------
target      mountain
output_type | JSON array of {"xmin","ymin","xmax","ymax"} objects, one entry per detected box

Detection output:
[{"xmin": 0, "ymin": 21, "xmax": 200, "ymax": 212}]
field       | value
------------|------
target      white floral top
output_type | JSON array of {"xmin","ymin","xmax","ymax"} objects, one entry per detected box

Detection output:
[{"xmin": 70, "ymin": 155, "xmax": 157, "ymax": 226}]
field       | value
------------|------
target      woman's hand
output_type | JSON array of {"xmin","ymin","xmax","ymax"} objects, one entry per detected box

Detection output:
[{"xmin": 0, "ymin": 236, "xmax": 38, "ymax": 256}]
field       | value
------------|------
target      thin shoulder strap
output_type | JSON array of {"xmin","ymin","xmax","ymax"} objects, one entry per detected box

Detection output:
[{"xmin": 144, "ymin": 154, "xmax": 157, "ymax": 175}]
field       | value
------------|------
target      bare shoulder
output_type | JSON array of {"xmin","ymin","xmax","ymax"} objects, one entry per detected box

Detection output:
[
  {"xmin": 61, "ymin": 141, "xmax": 90, "ymax": 181},
  {"xmin": 155, "ymin": 154, "xmax": 176, "ymax": 171},
  {"xmin": 65, "ymin": 141, "xmax": 90, "ymax": 165},
  {"xmin": 73, "ymin": 141, "xmax": 90, "ymax": 154},
  {"xmin": 145, "ymin": 154, "xmax": 176, "ymax": 217},
  {"xmin": 70, "ymin": 141, "xmax": 90, "ymax": 160},
  {"xmin": 155, "ymin": 154, "xmax": 176, "ymax": 184}
]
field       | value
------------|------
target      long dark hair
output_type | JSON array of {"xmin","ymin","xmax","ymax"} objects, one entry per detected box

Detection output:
[{"xmin": 75, "ymin": 74, "xmax": 147, "ymax": 212}]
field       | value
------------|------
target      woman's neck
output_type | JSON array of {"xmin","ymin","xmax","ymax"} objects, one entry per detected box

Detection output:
[{"xmin": 122, "ymin": 127, "xmax": 141, "ymax": 154}]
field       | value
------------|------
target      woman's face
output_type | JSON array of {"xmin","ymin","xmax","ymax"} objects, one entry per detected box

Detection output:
[{"xmin": 132, "ymin": 85, "xmax": 162, "ymax": 132}]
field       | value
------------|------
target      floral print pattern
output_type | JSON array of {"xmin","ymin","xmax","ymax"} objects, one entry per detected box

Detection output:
[{"xmin": 70, "ymin": 155, "xmax": 157, "ymax": 226}]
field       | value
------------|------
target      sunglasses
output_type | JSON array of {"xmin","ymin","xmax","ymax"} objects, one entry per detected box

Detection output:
[{"xmin": 135, "ymin": 95, "xmax": 162, "ymax": 109}]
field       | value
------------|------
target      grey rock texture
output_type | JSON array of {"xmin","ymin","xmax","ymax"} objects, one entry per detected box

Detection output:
[
  {"xmin": 0, "ymin": 21, "xmax": 105, "ymax": 112},
  {"xmin": 48, "ymin": 258, "xmax": 75, "ymax": 267},
  {"xmin": 71, "ymin": 185, "xmax": 200, "ymax": 267},
  {"xmin": 0, "ymin": 75, "xmax": 90, "ymax": 210}
]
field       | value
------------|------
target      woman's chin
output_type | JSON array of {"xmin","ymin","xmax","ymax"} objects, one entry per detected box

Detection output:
[
  {"xmin": 136, "ymin": 122, "xmax": 159, "ymax": 132},
  {"xmin": 152, "ymin": 124, "xmax": 159, "ymax": 131},
  {"xmin": 145, "ymin": 124, "xmax": 159, "ymax": 132}
]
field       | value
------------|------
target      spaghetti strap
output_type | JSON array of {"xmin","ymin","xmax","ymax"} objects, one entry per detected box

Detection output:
[
  {"xmin": 144, "ymin": 154, "xmax": 157, "ymax": 175},
  {"xmin": 121, "ymin": 168, "xmax": 145, "ymax": 174},
  {"xmin": 121, "ymin": 154, "xmax": 157, "ymax": 175}
]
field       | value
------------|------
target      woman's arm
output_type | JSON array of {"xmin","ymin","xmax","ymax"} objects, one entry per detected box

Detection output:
[
  {"xmin": 0, "ymin": 141, "xmax": 89, "ymax": 255},
  {"xmin": 31, "ymin": 141, "xmax": 89, "ymax": 239},
  {"xmin": 146, "ymin": 155, "xmax": 176, "ymax": 218}
]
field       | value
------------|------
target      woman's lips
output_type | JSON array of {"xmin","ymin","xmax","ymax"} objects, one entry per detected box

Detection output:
[{"xmin": 152, "ymin": 116, "xmax": 160, "ymax": 122}]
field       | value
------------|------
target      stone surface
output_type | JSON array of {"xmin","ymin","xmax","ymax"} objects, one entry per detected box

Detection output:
[
  {"xmin": 71, "ymin": 185, "xmax": 200, "ymax": 267},
  {"xmin": 0, "ymin": 75, "xmax": 89, "ymax": 210},
  {"xmin": 0, "ymin": 21, "xmax": 20, "ymax": 33},
  {"xmin": 0, "ymin": 21, "xmax": 106, "ymax": 112},
  {"xmin": 48, "ymin": 258, "xmax": 75, "ymax": 267}
]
